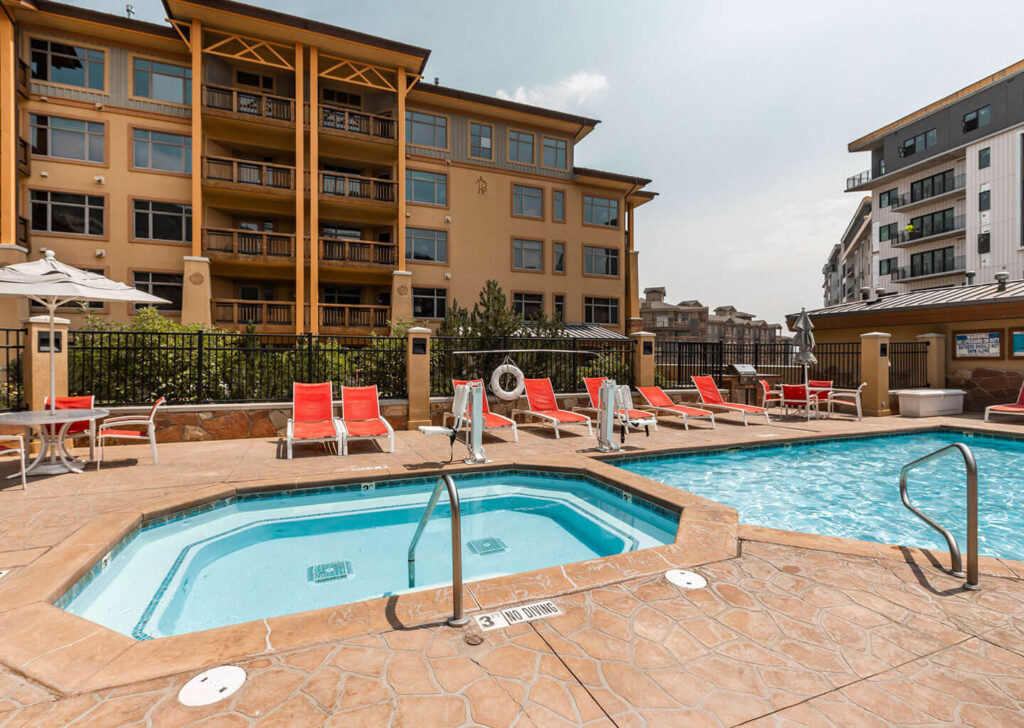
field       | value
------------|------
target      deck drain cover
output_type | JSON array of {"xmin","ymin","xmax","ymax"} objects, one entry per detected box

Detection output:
[
  {"xmin": 310, "ymin": 560, "xmax": 354, "ymax": 583},
  {"xmin": 467, "ymin": 537, "xmax": 507, "ymax": 555},
  {"xmin": 178, "ymin": 665, "xmax": 246, "ymax": 706},
  {"xmin": 665, "ymin": 569, "xmax": 707, "ymax": 589}
]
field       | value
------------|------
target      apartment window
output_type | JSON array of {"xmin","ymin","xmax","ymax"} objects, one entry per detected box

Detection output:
[
  {"xmin": 979, "ymin": 147, "xmax": 991, "ymax": 169},
  {"xmin": 469, "ymin": 122, "xmax": 492, "ymax": 159},
  {"xmin": 412, "ymin": 287, "xmax": 446, "ymax": 319},
  {"xmin": 584, "ymin": 246, "xmax": 619, "ymax": 276},
  {"xmin": 406, "ymin": 110, "xmax": 447, "ymax": 148},
  {"xmin": 542, "ymin": 137, "xmax": 568, "ymax": 169},
  {"xmin": 30, "ymin": 39, "xmax": 104, "ymax": 90},
  {"xmin": 322, "ymin": 88, "xmax": 361, "ymax": 108},
  {"xmin": 879, "ymin": 257, "xmax": 897, "ymax": 276},
  {"xmin": 584, "ymin": 297, "xmax": 619, "ymax": 325},
  {"xmin": 901, "ymin": 129, "xmax": 936, "ymax": 157},
  {"xmin": 405, "ymin": 228, "xmax": 447, "ymax": 263},
  {"xmin": 978, "ymin": 232, "xmax": 991, "ymax": 254},
  {"xmin": 30, "ymin": 115, "xmax": 104, "ymax": 163},
  {"xmin": 878, "ymin": 222, "xmax": 898, "ymax": 242},
  {"xmin": 878, "ymin": 188, "xmax": 898, "ymax": 208},
  {"xmin": 322, "ymin": 284, "xmax": 361, "ymax": 305},
  {"xmin": 553, "ymin": 294, "xmax": 565, "ymax": 320},
  {"xmin": 979, "ymin": 188, "xmax": 991, "ymax": 212},
  {"xmin": 508, "ymin": 130, "xmax": 534, "ymax": 164},
  {"xmin": 512, "ymin": 238, "xmax": 543, "ymax": 271},
  {"xmin": 512, "ymin": 184, "xmax": 543, "ymax": 218},
  {"xmin": 133, "ymin": 58, "xmax": 191, "ymax": 105},
  {"xmin": 910, "ymin": 208, "xmax": 956, "ymax": 237},
  {"xmin": 552, "ymin": 189, "xmax": 565, "ymax": 222},
  {"xmin": 406, "ymin": 169, "xmax": 447, "ymax": 205},
  {"xmin": 238, "ymin": 282, "xmax": 273, "ymax": 301},
  {"xmin": 30, "ymin": 190, "xmax": 103, "ymax": 236},
  {"xmin": 133, "ymin": 272, "xmax": 182, "ymax": 311},
  {"xmin": 132, "ymin": 200, "xmax": 191, "ymax": 243},
  {"xmin": 553, "ymin": 242, "xmax": 565, "ymax": 273},
  {"xmin": 513, "ymin": 293, "xmax": 544, "ymax": 319},
  {"xmin": 321, "ymin": 224, "xmax": 359, "ymax": 239},
  {"xmin": 962, "ymin": 105, "xmax": 991, "ymax": 133},
  {"xmin": 910, "ymin": 169, "xmax": 955, "ymax": 202},
  {"xmin": 236, "ymin": 70, "xmax": 273, "ymax": 90},
  {"xmin": 910, "ymin": 247, "xmax": 955, "ymax": 278},
  {"xmin": 133, "ymin": 129, "xmax": 191, "ymax": 173},
  {"xmin": 583, "ymin": 195, "xmax": 619, "ymax": 227}
]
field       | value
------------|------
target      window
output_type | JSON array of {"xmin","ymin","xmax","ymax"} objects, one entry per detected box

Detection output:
[
  {"xmin": 879, "ymin": 257, "xmax": 897, "ymax": 276},
  {"xmin": 322, "ymin": 87, "xmax": 361, "ymax": 108},
  {"xmin": 583, "ymin": 195, "xmax": 619, "ymax": 227},
  {"xmin": 406, "ymin": 169, "xmax": 447, "ymax": 205},
  {"xmin": 30, "ymin": 39, "xmax": 104, "ymax": 90},
  {"xmin": 133, "ymin": 200, "xmax": 191, "ymax": 243},
  {"xmin": 978, "ymin": 232, "xmax": 991, "ymax": 254},
  {"xmin": 962, "ymin": 105, "xmax": 991, "ymax": 133},
  {"xmin": 322, "ymin": 285, "xmax": 361, "ymax": 305},
  {"xmin": 236, "ymin": 70, "xmax": 273, "ymax": 90},
  {"xmin": 132, "ymin": 271, "xmax": 183, "ymax": 311},
  {"xmin": 238, "ymin": 282, "xmax": 273, "ymax": 301},
  {"xmin": 512, "ymin": 238, "xmax": 543, "ymax": 271},
  {"xmin": 901, "ymin": 129, "xmax": 936, "ymax": 157},
  {"xmin": 980, "ymin": 188, "xmax": 991, "ymax": 212},
  {"xmin": 30, "ymin": 115, "xmax": 103, "ymax": 162},
  {"xmin": 584, "ymin": 297, "xmax": 619, "ymax": 325},
  {"xmin": 584, "ymin": 246, "xmax": 619, "ymax": 276},
  {"xmin": 878, "ymin": 222, "xmax": 898, "ymax": 242},
  {"xmin": 909, "ymin": 169, "xmax": 955, "ymax": 203},
  {"xmin": 878, "ymin": 188, "xmax": 898, "ymax": 208},
  {"xmin": 469, "ymin": 122, "xmax": 492, "ymax": 159},
  {"xmin": 508, "ymin": 130, "xmax": 534, "ymax": 164},
  {"xmin": 412, "ymin": 287, "xmax": 446, "ymax": 318},
  {"xmin": 513, "ymin": 293, "xmax": 544, "ymax": 319},
  {"xmin": 553, "ymin": 294, "xmax": 565, "ymax": 320},
  {"xmin": 910, "ymin": 246, "xmax": 955, "ymax": 278},
  {"xmin": 133, "ymin": 129, "xmax": 191, "ymax": 173},
  {"xmin": 542, "ymin": 137, "xmax": 567, "ymax": 169},
  {"xmin": 30, "ymin": 190, "xmax": 103, "ymax": 235},
  {"xmin": 979, "ymin": 147, "xmax": 991, "ymax": 169},
  {"xmin": 133, "ymin": 58, "xmax": 191, "ymax": 105},
  {"xmin": 406, "ymin": 110, "xmax": 446, "ymax": 148},
  {"xmin": 321, "ymin": 224, "xmax": 359, "ymax": 239},
  {"xmin": 405, "ymin": 228, "xmax": 447, "ymax": 263},
  {"xmin": 552, "ymin": 189, "xmax": 565, "ymax": 222},
  {"xmin": 909, "ymin": 208, "xmax": 956, "ymax": 237},
  {"xmin": 553, "ymin": 242, "xmax": 565, "ymax": 273},
  {"xmin": 512, "ymin": 184, "xmax": 543, "ymax": 218}
]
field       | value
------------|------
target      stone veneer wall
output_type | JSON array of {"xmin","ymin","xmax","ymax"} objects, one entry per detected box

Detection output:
[{"xmin": 948, "ymin": 367, "xmax": 1024, "ymax": 412}]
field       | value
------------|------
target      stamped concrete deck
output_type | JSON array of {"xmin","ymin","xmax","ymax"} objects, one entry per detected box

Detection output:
[{"xmin": 1, "ymin": 411, "xmax": 1023, "ymax": 727}]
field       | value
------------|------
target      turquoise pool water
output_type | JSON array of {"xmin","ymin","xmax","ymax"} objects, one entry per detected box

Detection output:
[
  {"xmin": 617, "ymin": 430, "xmax": 1024, "ymax": 561},
  {"xmin": 59, "ymin": 471, "xmax": 676, "ymax": 639}
]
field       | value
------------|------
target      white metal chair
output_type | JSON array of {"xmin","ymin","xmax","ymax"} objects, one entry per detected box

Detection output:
[
  {"xmin": 827, "ymin": 383, "xmax": 866, "ymax": 421},
  {"xmin": 0, "ymin": 434, "xmax": 26, "ymax": 489},
  {"xmin": 96, "ymin": 397, "xmax": 165, "ymax": 470}
]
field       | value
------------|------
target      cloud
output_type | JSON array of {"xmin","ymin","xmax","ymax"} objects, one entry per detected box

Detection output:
[{"xmin": 496, "ymin": 71, "xmax": 609, "ymax": 111}]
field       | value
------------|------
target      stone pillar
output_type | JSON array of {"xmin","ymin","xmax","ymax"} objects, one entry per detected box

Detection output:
[
  {"xmin": 180, "ymin": 256, "xmax": 212, "ymax": 327},
  {"xmin": 391, "ymin": 270, "xmax": 413, "ymax": 325},
  {"xmin": 406, "ymin": 326, "xmax": 431, "ymax": 430},
  {"xmin": 917, "ymin": 333, "xmax": 946, "ymax": 389},
  {"xmin": 23, "ymin": 315, "xmax": 69, "ymax": 410},
  {"xmin": 860, "ymin": 331, "xmax": 891, "ymax": 416},
  {"xmin": 631, "ymin": 331, "xmax": 655, "ymax": 388}
]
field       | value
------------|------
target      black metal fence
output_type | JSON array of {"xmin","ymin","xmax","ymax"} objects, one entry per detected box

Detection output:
[
  {"xmin": 890, "ymin": 341, "xmax": 929, "ymax": 389},
  {"xmin": 68, "ymin": 331, "xmax": 407, "ymax": 405},
  {"xmin": 654, "ymin": 341, "xmax": 725, "ymax": 388},
  {"xmin": 0, "ymin": 328, "xmax": 25, "ymax": 411},
  {"xmin": 810, "ymin": 342, "xmax": 862, "ymax": 389}
]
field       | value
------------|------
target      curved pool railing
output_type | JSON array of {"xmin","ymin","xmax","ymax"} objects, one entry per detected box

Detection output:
[{"xmin": 408, "ymin": 474, "xmax": 469, "ymax": 626}]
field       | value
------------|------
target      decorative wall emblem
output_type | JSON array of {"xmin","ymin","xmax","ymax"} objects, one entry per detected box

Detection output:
[
  {"xmin": 476, "ymin": 176, "xmax": 488, "ymax": 195},
  {"xmin": 397, "ymin": 285, "xmax": 409, "ymax": 296},
  {"xmin": 189, "ymin": 273, "xmax": 204, "ymax": 285}
]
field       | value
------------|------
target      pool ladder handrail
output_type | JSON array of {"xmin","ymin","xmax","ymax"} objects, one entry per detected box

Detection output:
[
  {"xmin": 407, "ymin": 474, "xmax": 469, "ymax": 626},
  {"xmin": 899, "ymin": 442, "xmax": 979, "ymax": 590}
]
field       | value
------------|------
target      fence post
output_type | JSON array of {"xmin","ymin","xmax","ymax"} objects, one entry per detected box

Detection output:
[
  {"xmin": 916, "ymin": 333, "xmax": 946, "ymax": 389},
  {"xmin": 306, "ymin": 333, "xmax": 315, "ymax": 383},
  {"xmin": 631, "ymin": 331, "xmax": 655, "ymax": 388},
  {"xmin": 406, "ymin": 326, "xmax": 431, "ymax": 430},
  {"xmin": 860, "ymin": 332, "xmax": 891, "ymax": 416},
  {"xmin": 22, "ymin": 315, "xmax": 69, "ymax": 410},
  {"xmin": 195, "ymin": 330, "xmax": 204, "ymax": 404}
]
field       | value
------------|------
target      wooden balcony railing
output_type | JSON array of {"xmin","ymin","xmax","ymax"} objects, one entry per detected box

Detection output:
[
  {"xmin": 320, "ymin": 172, "xmax": 396, "ymax": 203},
  {"xmin": 315, "ymin": 237, "xmax": 397, "ymax": 267},
  {"xmin": 203, "ymin": 156, "xmax": 295, "ymax": 191},
  {"xmin": 16, "ymin": 59, "xmax": 29, "ymax": 98},
  {"xmin": 317, "ymin": 303, "xmax": 390, "ymax": 331},
  {"xmin": 315, "ymin": 103, "xmax": 396, "ymax": 140},
  {"xmin": 212, "ymin": 299, "xmax": 295, "ymax": 327},
  {"xmin": 203, "ymin": 84, "xmax": 294, "ymax": 122},
  {"xmin": 203, "ymin": 228, "xmax": 295, "ymax": 260}
]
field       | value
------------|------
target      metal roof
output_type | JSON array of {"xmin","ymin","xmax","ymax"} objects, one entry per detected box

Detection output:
[
  {"xmin": 561, "ymin": 324, "xmax": 629, "ymax": 341},
  {"xmin": 793, "ymin": 280, "xmax": 1024, "ymax": 320}
]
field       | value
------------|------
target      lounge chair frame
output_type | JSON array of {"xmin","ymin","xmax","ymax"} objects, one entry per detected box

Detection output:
[
  {"xmin": 339, "ymin": 385, "xmax": 395, "ymax": 455},
  {"xmin": 984, "ymin": 383, "xmax": 1024, "ymax": 422},
  {"xmin": 286, "ymin": 382, "xmax": 344, "ymax": 459},
  {"xmin": 691, "ymin": 375, "xmax": 770, "ymax": 425},
  {"xmin": 513, "ymin": 378, "xmax": 593, "ymax": 439},
  {"xmin": 635, "ymin": 386, "xmax": 714, "ymax": 430}
]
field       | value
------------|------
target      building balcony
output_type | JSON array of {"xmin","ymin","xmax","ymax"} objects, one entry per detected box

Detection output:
[
  {"xmin": 212, "ymin": 299, "xmax": 295, "ymax": 332},
  {"xmin": 16, "ymin": 138, "xmax": 29, "ymax": 177},
  {"xmin": 318, "ymin": 173, "xmax": 397, "ymax": 217},
  {"xmin": 845, "ymin": 168, "xmax": 872, "ymax": 191},
  {"xmin": 895, "ymin": 215, "xmax": 965, "ymax": 246},
  {"xmin": 16, "ymin": 59, "xmax": 29, "ymax": 99},
  {"xmin": 892, "ymin": 256, "xmax": 966, "ymax": 282},
  {"xmin": 315, "ymin": 303, "xmax": 390, "ymax": 334},
  {"xmin": 892, "ymin": 175, "xmax": 966, "ymax": 212},
  {"xmin": 203, "ymin": 85, "xmax": 294, "ymax": 126},
  {"xmin": 314, "ymin": 237, "xmax": 397, "ymax": 269},
  {"xmin": 202, "ymin": 157, "xmax": 295, "ymax": 197},
  {"xmin": 316, "ymin": 104, "xmax": 396, "ymax": 142},
  {"xmin": 203, "ymin": 228, "xmax": 295, "ymax": 263}
]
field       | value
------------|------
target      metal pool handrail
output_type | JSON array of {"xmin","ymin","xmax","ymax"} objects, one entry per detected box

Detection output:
[
  {"xmin": 899, "ymin": 442, "xmax": 979, "ymax": 590},
  {"xmin": 408, "ymin": 474, "xmax": 469, "ymax": 626}
]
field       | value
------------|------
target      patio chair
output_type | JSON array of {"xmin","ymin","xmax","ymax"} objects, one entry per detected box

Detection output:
[
  {"xmin": 808, "ymin": 379, "xmax": 833, "ymax": 404},
  {"xmin": 513, "ymin": 378, "xmax": 593, "ymax": 439},
  {"xmin": 691, "ymin": 375, "xmax": 770, "ymax": 425},
  {"xmin": 339, "ymin": 385, "xmax": 394, "ymax": 455},
  {"xmin": 96, "ymin": 397, "xmax": 165, "ymax": 470},
  {"xmin": 577, "ymin": 377, "xmax": 658, "ymax": 431},
  {"xmin": 759, "ymin": 380, "xmax": 783, "ymax": 411},
  {"xmin": 286, "ymin": 382, "xmax": 343, "ymax": 459},
  {"xmin": 827, "ymin": 383, "xmax": 866, "ymax": 421},
  {"xmin": 43, "ymin": 395, "xmax": 97, "ymax": 460},
  {"xmin": 446, "ymin": 379, "xmax": 518, "ymax": 442},
  {"xmin": 984, "ymin": 382, "xmax": 1024, "ymax": 422},
  {"xmin": 780, "ymin": 384, "xmax": 821, "ymax": 419},
  {"xmin": 0, "ymin": 434, "xmax": 26, "ymax": 489},
  {"xmin": 636, "ymin": 385, "xmax": 716, "ymax": 430}
]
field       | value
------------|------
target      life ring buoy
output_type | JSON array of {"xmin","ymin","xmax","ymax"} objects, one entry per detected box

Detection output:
[{"xmin": 490, "ymin": 364, "xmax": 525, "ymax": 401}]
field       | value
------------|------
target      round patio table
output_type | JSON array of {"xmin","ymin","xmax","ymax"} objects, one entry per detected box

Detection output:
[{"xmin": 0, "ymin": 408, "xmax": 109, "ymax": 477}]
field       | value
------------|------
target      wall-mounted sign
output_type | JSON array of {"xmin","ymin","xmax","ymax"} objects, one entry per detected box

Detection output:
[
  {"xmin": 952, "ymin": 329, "xmax": 1003, "ymax": 360},
  {"xmin": 1010, "ymin": 329, "xmax": 1024, "ymax": 358}
]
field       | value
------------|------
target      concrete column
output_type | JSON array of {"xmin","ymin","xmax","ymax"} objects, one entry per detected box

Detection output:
[
  {"xmin": 23, "ymin": 315, "xmax": 69, "ymax": 410},
  {"xmin": 860, "ymin": 331, "xmax": 891, "ymax": 416},
  {"xmin": 180, "ymin": 256, "xmax": 212, "ymax": 326},
  {"xmin": 391, "ymin": 269, "xmax": 413, "ymax": 324},
  {"xmin": 631, "ymin": 331, "xmax": 655, "ymax": 388},
  {"xmin": 406, "ymin": 326, "xmax": 431, "ymax": 430},
  {"xmin": 917, "ymin": 333, "xmax": 946, "ymax": 389}
]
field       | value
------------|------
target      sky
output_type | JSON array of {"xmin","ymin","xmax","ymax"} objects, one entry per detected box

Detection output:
[{"xmin": 65, "ymin": 0, "xmax": 1024, "ymax": 325}]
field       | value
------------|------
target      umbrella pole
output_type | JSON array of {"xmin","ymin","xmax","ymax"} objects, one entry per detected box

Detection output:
[{"xmin": 49, "ymin": 300, "xmax": 57, "ymax": 413}]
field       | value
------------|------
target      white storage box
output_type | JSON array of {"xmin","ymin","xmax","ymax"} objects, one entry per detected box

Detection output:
[{"xmin": 893, "ymin": 388, "xmax": 965, "ymax": 417}]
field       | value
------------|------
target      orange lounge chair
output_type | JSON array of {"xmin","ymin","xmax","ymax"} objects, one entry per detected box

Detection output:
[
  {"xmin": 447, "ymin": 379, "xmax": 518, "ymax": 442},
  {"xmin": 635, "ymin": 386, "xmax": 715, "ymax": 430},
  {"xmin": 340, "ymin": 385, "xmax": 394, "ymax": 454},
  {"xmin": 691, "ymin": 375, "xmax": 770, "ymax": 425},
  {"xmin": 578, "ymin": 377, "xmax": 658, "ymax": 431},
  {"xmin": 514, "ymin": 378, "xmax": 593, "ymax": 439},
  {"xmin": 286, "ymin": 383, "xmax": 343, "ymax": 459},
  {"xmin": 984, "ymin": 382, "xmax": 1024, "ymax": 422}
]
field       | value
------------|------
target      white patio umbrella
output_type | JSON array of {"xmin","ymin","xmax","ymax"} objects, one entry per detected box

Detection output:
[
  {"xmin": 0, "ymin": 250, "xmax": 169, "ymax": 411},
  {"xmin": 793, "ymin": 307, "xmax": 817, "ymax": 418}
]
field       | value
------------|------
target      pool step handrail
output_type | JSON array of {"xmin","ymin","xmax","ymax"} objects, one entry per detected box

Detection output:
[
  {"xmin": 407, "ymin": 474, "xmax": 469, "ymax": 626},
  {"xmin": 898, "ymin": 442, "xmax": 979, "ymax": 590}
]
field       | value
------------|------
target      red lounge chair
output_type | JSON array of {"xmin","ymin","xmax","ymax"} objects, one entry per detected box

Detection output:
[
  {"xmin": 691, "ymin": 375, "xmax": 770, "ymax": 425},
  {"xmin": 447, "ymin": 379, "xmax": 518, "ymax": 442},
  {"xmin": 97, "ymin": 397, "xmax": 166, "ymax": 469},
  {"xmin": 780, "ymin": 384, "xmax": 820, "ymax": 420},
  {"xmin": 985, "ymin": 382, "xmax": 1024, "ymax": 422},
  {"xmin": 578, "ymin": 377, "xmax": 658, "ymax": 431},
  {"xmin": 286, "ymin": 383, "xmax": 343, "ymax": 459},
  {"xmin": 340, "ymin": 385, "xmax": 394, "ymax": 455},
  {"xmin": 514, "ymin": 378, "xmax": 593, "ymax": 439},
  {"xmin": 0, "ymin": 434, "xmax": 26, "ymax": 489},
  {"xmin": 44, "ymin": 395, "xmax": 97, "ymax": 460},
  {"xmin": 636, "ymin": 385, "xmax": 716, "ymax": 430}
]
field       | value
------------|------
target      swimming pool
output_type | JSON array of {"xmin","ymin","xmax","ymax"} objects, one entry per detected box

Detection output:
[
  {"xmin": 616, "ymin": 430, "xmax": 1024, "ymax": 561},
  {"xmin": 59, "ymin": 470, "xmax": 677, "ymax": 639}
]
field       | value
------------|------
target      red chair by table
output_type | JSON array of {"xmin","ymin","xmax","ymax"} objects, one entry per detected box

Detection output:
[
  {"xmin": 43, "ymin": 395, "xmax": 96, "ymax": 461},
  {"xmin": 514, "ymin": 378, "xmax": 593, "ymax": 439},
  {"xmin": 96, "ymin": 397, "xmax": 166, "ymax": 469},
  {"xmin": 340, "ymin": 385, "xmax": 394, "ymax": 455},
  {"xmin": 286, "ymin": 382, "xmax": 343, "ymax": 459},
  {"xmin": 780, "ymin": 384, "xmax": 820, "ymax": 420}
]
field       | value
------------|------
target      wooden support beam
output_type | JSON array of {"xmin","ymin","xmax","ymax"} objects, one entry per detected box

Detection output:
[{"xmin": 293, "ymin": 42, "xmax": 305, "ymax": 335}]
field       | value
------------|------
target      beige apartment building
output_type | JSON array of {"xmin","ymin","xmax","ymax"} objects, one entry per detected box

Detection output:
[
  {"xmin": 639, "ymin": 288, "xmax": 782, "ymax": 344},
  {"xmin": 0, "ymin": 0, "xmax": 655, "ymax": 334}
]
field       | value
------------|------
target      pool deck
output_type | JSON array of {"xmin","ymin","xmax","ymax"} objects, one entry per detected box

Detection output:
[{"xmin": 1, "ymin": 411, "xmax": 1023, "ymax": 726}]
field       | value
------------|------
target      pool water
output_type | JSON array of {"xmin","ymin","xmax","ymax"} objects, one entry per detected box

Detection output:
[
  {"xmin": 617, "ymin": 431, "xmax": 1024, "ymax": 561},
  {"xmin": 60, "ymin": 471, "xmax": 676, "ymax": 639}
]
